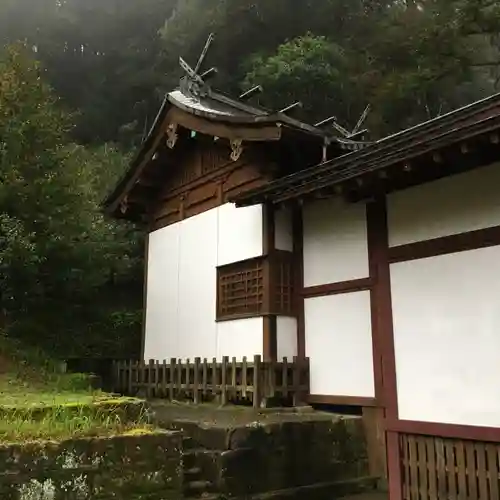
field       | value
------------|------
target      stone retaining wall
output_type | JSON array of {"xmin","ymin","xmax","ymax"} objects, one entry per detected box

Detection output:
[
  {"xmin": 153, "ymin": 402, "xmax": 377, "ymax": 499},
  {"xmin": 0, "ymin": 431, "xmax": 182, "ymax": 500}
]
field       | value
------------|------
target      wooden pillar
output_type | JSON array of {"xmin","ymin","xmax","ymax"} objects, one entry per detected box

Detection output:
[
  {"xmin": 262, "ymin": 203, "xmax": 277, "ymax": 361},
  {"xmin": 367, "ymin": 198, "xmax": 401, "ymax": 498},
  {"xmin": 292, "ymin": 203, "xmax": 306, "ymax": 359},
  {"xmin": 140, "ymin": 234, "xmax": 150, "ymax": 362}
]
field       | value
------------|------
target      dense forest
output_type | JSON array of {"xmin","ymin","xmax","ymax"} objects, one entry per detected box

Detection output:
[{"xmin": 1, "ymin": 0, "xmax": 500, "ymax": 358}]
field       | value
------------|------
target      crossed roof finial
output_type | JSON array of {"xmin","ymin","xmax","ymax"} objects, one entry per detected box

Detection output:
[
  {"xmin": 177, "ymin": 33, "xmax": 370, "ymax": 139},
  {"xmin": 179, "ymin": 33, "xmax": 216, "ymax": 97}
]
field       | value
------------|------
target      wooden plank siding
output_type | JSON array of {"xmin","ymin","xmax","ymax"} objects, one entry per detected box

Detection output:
[
  {"xmin": 150, "ymin": 141, "xmax": 272, "ymax": 231},
  {"xmin": 399, "ymin": 433, "xmax": 500, "ymax": 500}
]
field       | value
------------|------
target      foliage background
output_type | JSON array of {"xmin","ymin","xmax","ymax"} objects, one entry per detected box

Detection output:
[{"xmin": 1, "ymin": 0, "xmax": 500, "ymax": 358}]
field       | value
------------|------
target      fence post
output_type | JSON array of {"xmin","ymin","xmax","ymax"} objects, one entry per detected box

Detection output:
[
  {"xmin": 202, "ymin": 358, "xmax": 208, "ymax": 398},
  {"xmin": 304, "ymin": 357, "xmax": 310, "ymax": 401},
  {"xmin": 135, "ymin": 360, "xmax": 141, "ymax": 395},
  {"xmin": 169, "ymin": 358, "xmax": 176, "ymax": 401},
  {"xmin": 231, "ymin": 357, "xmax": 237, "ymax": 401},
  {"xmin": 253, "ymin": 355, "xmax": 261, "ymax": 408},
  {"xmin": 147, "ymin": 360, "xmax": 154, "ymax": 399},
  {"xmin": 292, "ymin": 356, "xmax": 300, "ymax": 406},
  {"xmin": 185, "ymin": 359, "xmax": 190, "ymax": 400},
  {"xmin": 242, "ymin": 357, "xmax": 248, "ymax": 399},
  {"xmin": 282, "ymin": 357, "xmax": 289, "ymax": 399},
  {"xmin": 177, "ymin": 359, "xmax": 183, "ymax": 399},
  {"xmin": 194, "ymin": 358, "xmax": 201, "ymax": 404},
  {"xmin": 268, "ymin": 359, "xmax": 276, "ymax": 402},
  {"xmin": 221, "ymin": 356, "xmax": 228, "ymax": 405},
  {"xmin": 212, "ymin": 358, "xmax": 218, "ymax": 401},
  {"xmin": 154, "ymin": 360, "xmax": 161, "ymax": 398},
  {"xmin": 161, "ymin": 360, "xmax": 167, "ymax": 397}
]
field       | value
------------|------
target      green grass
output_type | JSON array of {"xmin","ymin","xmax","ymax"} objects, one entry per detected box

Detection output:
[
  {"xmin": 0, "ymin": 375, "xmax": 99, "ymax": 407},
  {"xmin": 0, "ymin": 374, "xmax": 154, "ymax": 443},
  {"xmin": 0, "ymin": 335, "xmax": 154, "ymax": 443},
  {"xmin": 0, "ymin": 403, "xmax": 153, "ymax": 444}
]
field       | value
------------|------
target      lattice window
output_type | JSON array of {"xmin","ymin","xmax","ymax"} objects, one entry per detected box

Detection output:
[
  {"xmin": 272, "ymin": 252, "xmax": 295, "ymax": 315},
  {"xmin": 217, "ymin": 258, "xmax": 264, "ymax": 319}
]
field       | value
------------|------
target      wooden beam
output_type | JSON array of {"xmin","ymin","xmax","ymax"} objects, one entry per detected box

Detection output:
[
  {"xmin": 292, "ymin": 204, "xmax": 306, "ymax": 360},
  {"xmin": 367, "ymin": 198, "xmax": 401, "ymax": 498},
  {"xmin": 389, "ymin": 225, "xmax": 500, "ymax": 263},
  {"xmin": 167, "ymin": 107, "xmax": 282, "ymax": 142},
  {"xmin": 302, "ymin": 278, "xmax": 373, "ymax": 298},
  {"xmin": 262, "ymin": 204, "xmax": 277, "ymax": 361},
  {"xmin": 308, "ymin": 395, "xmax": 378, "ymax": 407},
  {"xmin": 140, "ymin": 234, "xmax": 150, "ymax": 362},
  {"xmin": 386, "ymin": 419, "xmax": 500, "ymax": 443}
]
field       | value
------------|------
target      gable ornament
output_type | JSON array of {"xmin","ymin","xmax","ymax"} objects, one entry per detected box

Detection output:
[
  {"xmin": 230, "ymin": 139, "xmax": 243, "ymax": 162},
  {"xmin": 166, "ymin": 123, "xmax": 179, "ymax": 149}
]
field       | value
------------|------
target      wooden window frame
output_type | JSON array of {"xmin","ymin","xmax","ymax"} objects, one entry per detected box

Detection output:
[
  {"xmin": 216, "ymin": 256, "xmax": 265, "ymax": 321},
  {"xmin": 216, "ymin": 251, "xmax": 296, "ymax": 322}
]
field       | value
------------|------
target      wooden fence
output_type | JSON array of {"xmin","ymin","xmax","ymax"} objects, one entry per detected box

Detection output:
[
  {"xmin": 112, "ymin": 355, "xmax": 310, "ymax": 408},
  {"xmin": 400, "ymin": 433, "xmax": 500, "ymax": 499}
]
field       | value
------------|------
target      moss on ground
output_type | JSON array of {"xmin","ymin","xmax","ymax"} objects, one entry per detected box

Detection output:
[
  {"xmin": 0, "ymin": 373, "xmax": 154, "ymax": 443},
  {"xmin": 0, "ymin": 335, "xmax": 155, "ymax": 443}
]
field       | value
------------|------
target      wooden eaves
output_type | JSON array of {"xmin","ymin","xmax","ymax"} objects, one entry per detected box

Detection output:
[
  {"xmin": 103, "ymin": 77, "xmax": 369, "ymax": 223},
  {"xmin": 230, "ymin": 91, "xmax": 500, "ymax": 207}
]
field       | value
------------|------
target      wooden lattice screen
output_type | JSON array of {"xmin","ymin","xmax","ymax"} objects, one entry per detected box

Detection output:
[
  {"xmin": 216, "ymin": 251, "xmax": 296, "ymax": 320},
  {"xmin": 400, "ymin": 432, "xmax": 500, "ymax": 499},
  {"xmin": 271, "ymin": 251, "xmax": 295, "ymax": 316},
  {"xmin": 217, "ymin": 258, "xmax": 265, "ymax": 318}
]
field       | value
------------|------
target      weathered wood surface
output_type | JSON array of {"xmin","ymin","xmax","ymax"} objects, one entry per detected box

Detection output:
[
  {"xmin": 112, "ymin": 355, "xmax": 310, "ymax": 408},
  {"xmin": 400, "ymin": 432, "xmax": 500, "ymax": 500}
]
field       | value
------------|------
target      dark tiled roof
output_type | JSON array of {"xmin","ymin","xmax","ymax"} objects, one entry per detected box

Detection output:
[{"xmin": 231, "ymin": 91, "xmax": 500, "ymax": 206}]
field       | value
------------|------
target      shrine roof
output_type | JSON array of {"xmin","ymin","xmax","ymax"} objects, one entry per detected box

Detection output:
[
  {"xmin": 103, "ymin": 34, "xmax": 371, "ymax": 220},
  {"xmin": 231, "ymin": 91, "xmax": 500, "ymax": 206}
]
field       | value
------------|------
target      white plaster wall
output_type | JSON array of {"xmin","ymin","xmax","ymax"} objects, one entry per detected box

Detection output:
[
  {"xmin": 388, "ymin": 162, "xmax": 500, "ymax": 247},
  {"xmin": 304, "ymin": 291, "xmax": 375, "ymax": 397},
  {"xmin": 303, "ymin": 198, "xmax": 369, "ymax": 287},
  {"xmin": 144, "ymin": 203, "xmax": 265, "ymax": 361},
  {"xmin": 216, "ymin": 318, "xmax": 263, "ymax": 360},
  {"xmin": 275, "ymin": 206, "xmax": 293, "ymax": 252},
  {"xmin": 177, "ymin": 209, "xmax": 218, "ymax": 360},
  {"xmin": 217, "ymin": 203, "xmax": 263, "ymax": 266},
  {"xmin": 277, "ymin": 317, "xmax": 298, "ymax": 360},
  {"xmin": 144, "ymin": 224, "xmax": 180, "ymax": 361},
  {"xmin": 391, "ymin": 246, "xmax": 500, "ymax": 427}
]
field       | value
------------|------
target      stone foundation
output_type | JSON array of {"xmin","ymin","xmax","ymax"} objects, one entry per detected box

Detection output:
[
  {"xmin": 0, "ymin": 404, "xmax": 382, "ymax": 499},
  {"xmin": 152, "ymin": 402, "xmax": 379, "ymax": 499},
  {"xmin": 0, "ymin": 431, "xmax": 182, "ymax": 499}
]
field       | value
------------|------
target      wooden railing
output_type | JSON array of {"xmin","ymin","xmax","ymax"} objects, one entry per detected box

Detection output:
[{"xmin": 112, "ymin": 356, "xmax": 310, "ymax": 408}]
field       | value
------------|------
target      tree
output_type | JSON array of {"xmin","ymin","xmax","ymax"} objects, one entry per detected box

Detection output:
[
  {"xmin": 0, "ymin": 0, "xmax": 176, "ymax": 146},
  {"xmin": 0, "ymin": 45, "xmax": 142, "ymax": 357},
  {"xmin": 239, "ymin": 2, "xmax": 497, "ymax": 136},
  {"xmin": 243, "ymin": 35, "xmax": 366, "ymax": 128}
]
